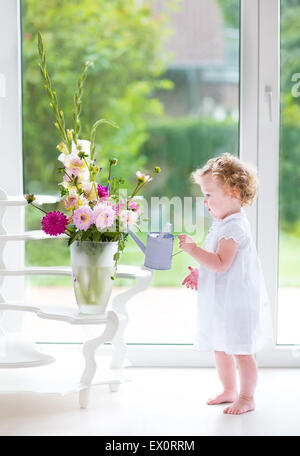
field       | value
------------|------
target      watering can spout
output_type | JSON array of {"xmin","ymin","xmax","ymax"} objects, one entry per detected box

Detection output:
[{"xmin": 127, "ymin": 228, "xmax": 146, "ymax": 254}]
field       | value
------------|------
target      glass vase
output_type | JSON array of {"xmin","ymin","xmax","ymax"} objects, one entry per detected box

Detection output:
[{"xmin": 70, "ymin": 240, "xmax": 118, "ymax": 315}]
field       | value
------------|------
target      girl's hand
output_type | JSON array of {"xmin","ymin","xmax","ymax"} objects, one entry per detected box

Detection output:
[
  {"xmin": 178, "ymin": 234, "xmax": 196, "ymax": 254},
  {"xmin": 182, "ymin": 266, "xmax": 198, "ymax": 290}
]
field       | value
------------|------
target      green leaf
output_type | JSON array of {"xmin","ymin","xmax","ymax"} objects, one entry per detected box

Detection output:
[{"xmin": 67, "ymin": 229, "xmax": 81, "ymax": 246}]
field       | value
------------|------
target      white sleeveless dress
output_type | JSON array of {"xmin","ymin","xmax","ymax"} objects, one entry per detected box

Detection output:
[{"xmin": 195, "ymin": 208, "xmax": 274, "ymax": 355}]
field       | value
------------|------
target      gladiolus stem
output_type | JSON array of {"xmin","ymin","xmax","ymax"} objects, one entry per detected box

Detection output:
[{"xmin": 93, "ymin": 182, "xmax": 99, "ymax": 201}]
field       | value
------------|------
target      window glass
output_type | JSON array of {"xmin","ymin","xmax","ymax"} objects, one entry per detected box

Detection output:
[
  {"xmin": 22, "ymin": 0, "xmax": 240, "ymax": 343},
  {"xmin": 277, "ymin": 0, "xmax": 300, "ymax": 345}
]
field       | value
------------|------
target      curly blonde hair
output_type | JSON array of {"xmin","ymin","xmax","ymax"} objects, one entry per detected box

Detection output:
[{"xmin": 191, "ymin": 153, "xmax": 258, "ymax": 207}]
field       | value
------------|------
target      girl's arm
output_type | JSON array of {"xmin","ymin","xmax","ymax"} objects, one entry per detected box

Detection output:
[{"xmin": 178, "ymin": 234, "xmax": 238, "ymax": 273}]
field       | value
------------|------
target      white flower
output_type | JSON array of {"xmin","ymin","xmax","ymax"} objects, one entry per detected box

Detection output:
[
  {"xmin": 56, "ymin": 141, "xmax": 69, "ymax": 155},
  {"xmin": 72, "ymin": 139, "xmax": 91, "ymax": 156},
  {"xmin": 81, "ymin": 181, "xmax": 98, "ymax": 200},
  {"xmin": 58, "ymin": 139, "xmax": 91, "ymax": 163},
  {"xmin": 59, "ymin": 152, "xmax": 90, "ymax": 183},
  {"xmin": 58, "ymin": 152, "xmax": 67, "ymax": 164},
  {"xmin": 119, "ymin": 209, "xmax": 138, "ymax": 229},
  {"xmin": 136, "ymin": 171, "xmax": 152, "ymax": 183},
  {"xmin": 59, "ymin": 152, "xmax": 86, "ymax": 168}
]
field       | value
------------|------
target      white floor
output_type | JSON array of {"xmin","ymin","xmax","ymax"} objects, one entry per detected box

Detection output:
[{"xmin": 1, "ymin": 353, "xmax": 300, "ymax": 436}]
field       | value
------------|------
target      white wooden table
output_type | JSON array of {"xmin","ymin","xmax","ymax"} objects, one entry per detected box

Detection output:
[{"xmin": 0, "ymin": 189, "xmax": 154, "ymax": 408}]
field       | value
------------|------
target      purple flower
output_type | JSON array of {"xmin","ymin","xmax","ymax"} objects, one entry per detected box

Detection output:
[
  {"xmin": 73, "ymin": 205, "xmax": 94, "ymax": 231},
  {"xmin": 41, "ymin": 211, "xmax": 69, "ymax": 236},
  {"xmin": 97, "ymin": 185, "xmax": 109, "ymax": 200}
]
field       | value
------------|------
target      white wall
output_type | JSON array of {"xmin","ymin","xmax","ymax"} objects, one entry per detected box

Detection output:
[{"xmin": 0, "ymin": 0, "xmax": 23, "ymax": 192}]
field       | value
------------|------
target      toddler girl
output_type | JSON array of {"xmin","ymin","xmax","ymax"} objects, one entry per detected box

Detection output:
[{"xmin": 178, "ymin": 153, "xmax": 273, "ymax": 415}]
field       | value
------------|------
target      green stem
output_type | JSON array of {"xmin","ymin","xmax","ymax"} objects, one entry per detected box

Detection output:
[
  {"xmin": 134, "ymin": 173, "xmax": 155, "ymax": 195},
  {"xmin": 83, "ymin": 156, "xmax": 93, "ymax": 182},
  {"xmin": 128, "ymin": 172, "xmax": 156, "ymax": 203},
  {"xmin": 37, "ymin": 32, "xmax": 70, "ymax": 150},
  {"xmin": 30, "ymin": 202, "xmax": 48, "ymax": 215},
  {"xmin": 93, "ymin": 182, "xmax": 99, "ymax": 201},
  {"xmin": 64, "ymin": 169, "xmax": 73, "ymax": 182},
  {"xmin": 128, "ymin": 182, "xmax": 142, "ymax": 203},
  {"xmin": 63, "ymin": 170, "xmax": 83, "ymax": 196},
  {"xmin": 73, "ymin": 62, "xmax": 90, "ymax": 140},
  {"xmin": 107, "ymin": 162, "xmax": 113, "ymax": 192},
  {"xmin": 90, "ymin": 119, "xmax": 119, "ymax": 162}
]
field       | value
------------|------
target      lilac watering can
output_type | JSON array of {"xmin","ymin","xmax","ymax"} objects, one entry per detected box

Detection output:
[{"xmin": 127, "ymin": 223, "xmax": 183, "ymax": 270}]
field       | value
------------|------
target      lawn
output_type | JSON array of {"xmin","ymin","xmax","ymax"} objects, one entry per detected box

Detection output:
[
  {"xmin": 25, "ymin": 229, "xmax": 300, "ymax": 287},
  {"xmin": 24, "ymin": 231, "xmax": 201, "ymax": 287},
  {"xmin": 278, "ymin": 231, "xmax": 300, "ymax": 287}
]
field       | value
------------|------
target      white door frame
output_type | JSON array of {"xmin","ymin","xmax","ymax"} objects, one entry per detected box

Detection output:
[
  {"xmin": 255, "ymin": 0, "xmax": 300, "ymax": 366},
  {"xmin": 241, "ymin": 0, "xmax": 300, "ymax": 367},
  {"xmin": 0, "ymin": 0, "xmax": 23, "ymax": 195},
  {"xmin": 0, "ymin": 0, "xmax": 24, "ymax": 332}
]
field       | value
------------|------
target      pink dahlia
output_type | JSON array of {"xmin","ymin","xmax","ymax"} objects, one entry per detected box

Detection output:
[
  {"xmin": 94, "ymin": 203, "xmax": 116, "ymax": 230},
  {"xmin": 41, "ymin": 211, "xmax": 69, "ymax": 236},
  {"xmin": 97, "ymin": 185, "xmax": 109, "ymax": 200},
  {"xmin": 128, "ymin": 200, "xmax": 139, "ymax": 212},
  {"xmin": 73, "ymin": 205, "xmax": 94, "ymax": 231}
]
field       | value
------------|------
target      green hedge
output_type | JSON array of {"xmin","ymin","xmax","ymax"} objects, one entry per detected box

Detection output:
[
  {"xmin": 279, "ymin": 124, "xmax": 300, "ymax": 229},
  {"xmin": 142, "ymin": 117, "xmax": 300, "ymax": 232},
  {"xmin": 141, "ymin": 117, "xmax": 239, "ymax": 199}
]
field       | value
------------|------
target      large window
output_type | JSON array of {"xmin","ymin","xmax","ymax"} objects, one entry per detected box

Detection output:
[
  {"xmin": 6, "ymin": 0, "xmax": 300, "ymax": 366},
  {"xmin": 277, "ymin": 0, "xmax": 300, "ymax": 345},
  {"xmin": 21, "ymin": 0, "xmax": 240, "ymax": 344}
]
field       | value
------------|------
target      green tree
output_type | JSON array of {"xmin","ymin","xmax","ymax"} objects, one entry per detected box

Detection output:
[
  {"xmin": 280, "ymin": 1, "xmax": 300, "ymax": 124},
  {"xmin": 279, "ymin": 0, "xmax": 300, "ymax": 229},
  {"xmin": 22, "ymin": 0, "xmax": 176, "ymax": 194}
]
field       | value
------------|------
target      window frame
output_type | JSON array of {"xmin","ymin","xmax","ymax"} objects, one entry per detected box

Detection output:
[
  {"xmin": 255, "ymin": 0, "xmax": 300, "ymax": 366},
  {"xmin": 0, "ymin": 0, "xmax": 25, "ymax": 330}
]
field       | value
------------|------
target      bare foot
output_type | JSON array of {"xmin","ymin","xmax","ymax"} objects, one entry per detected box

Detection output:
[
  {"xmin": 223, "ymin": 395, "xmax": 255, "ymax": 415},
  {"xmin": 207, "ymin": 390, "xmax": 238, "ymax": 405}
]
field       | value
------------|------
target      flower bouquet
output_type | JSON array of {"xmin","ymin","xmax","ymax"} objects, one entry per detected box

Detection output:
[{"xmin": 25, "ymin": 33, "xmax": 160, "ymax": 314}]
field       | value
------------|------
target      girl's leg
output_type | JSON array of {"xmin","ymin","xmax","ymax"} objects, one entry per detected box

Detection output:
[
  {"xmin": 224, "ymin": 354, "xmax": 257, "ymax": 415},
  {"xmin": 207, "ymin": 351, "xmax": 238, "ymax": 405}
]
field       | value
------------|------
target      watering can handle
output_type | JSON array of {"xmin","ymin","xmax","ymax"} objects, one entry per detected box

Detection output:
[
  {"xmin": 172, "ymin": 249, "xmax": 184, "ymax": 257},
  {"xmin": 172, "ymin": 234, "xmax": 184, "ymax": 256}
]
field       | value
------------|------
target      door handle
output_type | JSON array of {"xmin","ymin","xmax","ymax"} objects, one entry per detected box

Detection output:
[{"xmin": 265, "ymin": 86, "xmax": 273, "ymax": 122}]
